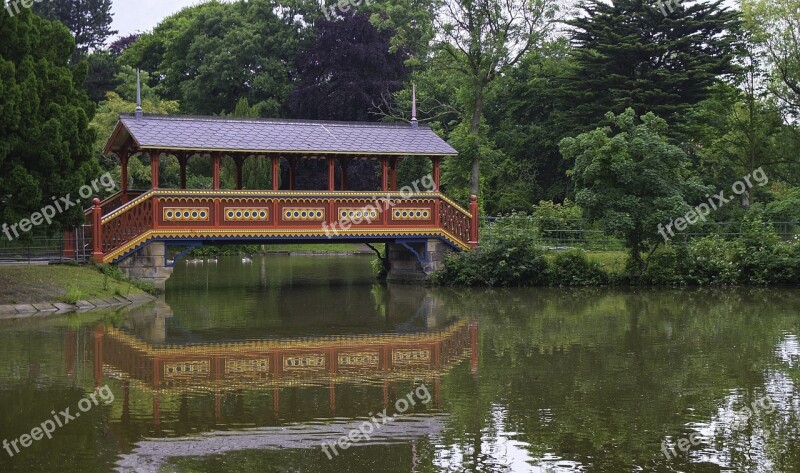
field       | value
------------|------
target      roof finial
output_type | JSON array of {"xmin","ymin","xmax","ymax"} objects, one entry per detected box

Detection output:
[
  {"xmin": 411, "ymin": 83, "xmax": 418, "ymax": 129},
  {"xmin": 135, "ymin": 68, "xmax": 143, "ymax": 120}
]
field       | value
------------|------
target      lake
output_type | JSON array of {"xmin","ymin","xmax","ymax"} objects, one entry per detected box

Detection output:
[{"xmin": 0, "ymin": 255, "xmax": 798, "ymax": 472}]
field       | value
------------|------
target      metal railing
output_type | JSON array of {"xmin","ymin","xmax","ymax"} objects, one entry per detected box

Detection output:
[
  {"xmin": 482, "ymin": 216, "xmax": 800, "ymax": 251},
  {"xmin": 0, "ymin": 226, "xmax": 93, "ymax": 264}
]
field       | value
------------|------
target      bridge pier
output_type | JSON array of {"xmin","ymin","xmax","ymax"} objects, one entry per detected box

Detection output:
[
  {"xmin": 386, "ymin": 239, "xmax": 453, "ymax": 284},
  {"xmin": 118, "ymin": 242, "xmax": 173, "ymax": 293}
]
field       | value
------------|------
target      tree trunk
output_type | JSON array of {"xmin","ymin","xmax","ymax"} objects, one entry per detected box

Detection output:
[{"xmin": 468, "ymin": 92, "xmax": 484, "ymax": 197}]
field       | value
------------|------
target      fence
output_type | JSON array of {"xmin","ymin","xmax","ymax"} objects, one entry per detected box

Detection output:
[
  {"xmin": 0, "ymin": 226, "xmax": 93, "ymax": 264},
  {"xmin": 483, "ymin": 217, "xmax": 800, "ymax": 252}
]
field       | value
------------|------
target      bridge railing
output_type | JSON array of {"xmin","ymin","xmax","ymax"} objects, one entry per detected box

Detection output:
[{"xmin": 90, "ymin": 190, "xmax": 479, "ymax": 263}]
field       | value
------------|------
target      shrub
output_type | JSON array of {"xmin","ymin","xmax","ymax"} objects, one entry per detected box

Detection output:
[
  {"xmin": 548, "ymin": 250, "xmax": 608, "ymax": 286},
  {"xmin": 435, "ymin": 217, "xmax": 548, "ymax": 286},
  {"xmin": 686, "ymin": 236, "xmax": 743, "ymax": 286},
  {"xmin": 640, "ymin": 244, "xmax": 691, "ymax": 286}
]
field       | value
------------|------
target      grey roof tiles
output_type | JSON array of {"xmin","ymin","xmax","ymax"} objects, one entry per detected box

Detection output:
[{"xmin": 107, "ymin": 115, "xmax": 457, "ymax": 156}]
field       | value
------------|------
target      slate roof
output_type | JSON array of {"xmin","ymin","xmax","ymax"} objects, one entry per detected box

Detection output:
[{"xmin": 104, "ymin": 115, "xmax": 458, "ymax": 157}]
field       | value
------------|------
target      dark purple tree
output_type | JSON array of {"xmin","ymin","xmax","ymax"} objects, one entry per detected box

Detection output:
[
  {"xmin": 288, "ymin": 12, "xmax": 408, "ymax": 122},
  {"xmin": 109, "ymin": 34, "xmax": 141, "ymax": 56},
  {"xmin": 287, "ymin": 12, "xmax": 409, "ymax": 190}
]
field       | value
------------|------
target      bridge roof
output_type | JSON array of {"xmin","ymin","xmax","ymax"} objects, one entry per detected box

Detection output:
[{"xmin": 104, "ymin": 114, "xmax": 458, "ymax": 157}]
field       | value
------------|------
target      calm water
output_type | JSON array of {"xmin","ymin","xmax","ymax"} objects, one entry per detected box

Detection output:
[{"xmin": 0, "ymin": 255, "xmax": 799, "ymax": 472}]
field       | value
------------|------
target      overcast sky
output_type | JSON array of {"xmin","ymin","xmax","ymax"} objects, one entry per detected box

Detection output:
[{"xmin": 111, "ymin": 0, "xmax": 211, "ymax": 37}]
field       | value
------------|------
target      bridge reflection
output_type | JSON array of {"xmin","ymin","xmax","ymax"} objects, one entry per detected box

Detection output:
[{"xmin": 77, "ymin": 293, "xmax": 477, "ymax": 430}]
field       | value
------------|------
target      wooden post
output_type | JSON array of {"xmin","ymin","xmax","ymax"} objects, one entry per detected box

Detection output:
[
  {"xmin": 234, "ymin": 156, "xmax": 244, "ymax": 190},
  {"xmin": 469, "ymin": 195, "xmax": 479, "ymax": 248},
  {"xmin": 327, "ymin": 156, "xmax": 335, "ymax": 192},
  {"xmin": 120, "ymin": 150, "xmax": 129, "ymax": 202},
  {"xmin": 92, "ymin": 198, "xmax": 103, "ymax": 262},
  {"xmin": 150, "ymin": 151, "xmax": 159, "ymax": 189},
  {"xmin": 212, "ymin": 152, "xmax": 221, "ymax": 190},
  {"xmin": 432, "ymin": 157, "xmax": 441, "ymax": 191},
  {"xmin": 63, "ymin": 230, "xmax": 75, "ymax": 258},
  {"xmin": 271, "ymin": 156, "xmax": 279, "ymax": 191},
  {"xmin": 390, "ymin": 158, "xmax": 397, "ymax": 191},
  {"xmin": 178, "ymin": 154, "xmax": 187, "ymax": 189},
  {"xmin": 381, "ymin": 157, "xmax": 388, "ymax": 192}
]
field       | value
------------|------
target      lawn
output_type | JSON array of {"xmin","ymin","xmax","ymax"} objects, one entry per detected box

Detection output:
[{"xmin": 0, "ymin": 264, "xmax": 144, "ymax": 305}]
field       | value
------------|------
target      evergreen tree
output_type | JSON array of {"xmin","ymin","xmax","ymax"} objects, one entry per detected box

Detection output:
[
  {"xmin": 563, "ymin": 0, "xmax": 742, "ymax": 131},
  {"xmin": 0, "ymin": 10, "xmax": 97, "ymax": 232},
  {"xmin": 33, "ymin": 0, "xmax": 117, "ymax": 60}
]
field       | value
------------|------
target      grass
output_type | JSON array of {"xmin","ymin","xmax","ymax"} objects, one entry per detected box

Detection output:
[
  {"xmin": 585, "ymin": 251, "xmax": 628, "ymax": 274},
  {"xmin": 0, "ymin": 264, "xmax": 145, "ymax": 305}
]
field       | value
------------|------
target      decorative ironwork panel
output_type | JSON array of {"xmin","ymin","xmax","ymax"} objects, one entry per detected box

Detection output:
[
  {"xmin": 392, "ymin": 208, "xmax": 431, "ymax": 221},
  {"xmin": 163, "ymin": 207, "xmax": 210, "ymax": 222},
  {"xmin": 224, "ymin": 208, "xmax": 269, "ymax": 222},
  {"xmin": 282, "ymin": 208, "xmax": 325, "ymax": 222}
]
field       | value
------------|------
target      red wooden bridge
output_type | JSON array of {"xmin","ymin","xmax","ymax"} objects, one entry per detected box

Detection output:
[{"xmin": 71, "ymin": 114, "xmax": 478, "ymax": 283}]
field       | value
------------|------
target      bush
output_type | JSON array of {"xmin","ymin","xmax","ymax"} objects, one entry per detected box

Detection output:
[
  {"xmin": 686, "ymin": 236, "xmax": 743, "ymax": 286},
  {"xmin": 435, "ymin": 217, "xmax": 548, "ymax": 286},
  {"xmin": 547, "ymin": 250, "xmax": 608, "ymax": 286}
]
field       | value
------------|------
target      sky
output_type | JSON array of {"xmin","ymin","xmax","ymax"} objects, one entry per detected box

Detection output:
[{"xmin": 110, "ymin": 0, "xmax": 210, "ymax": 37}]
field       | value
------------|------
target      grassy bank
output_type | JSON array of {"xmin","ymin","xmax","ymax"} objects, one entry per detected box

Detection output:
[{"xmin": 0, "ymin": 264, "xmax": 146, "ymax": 305}]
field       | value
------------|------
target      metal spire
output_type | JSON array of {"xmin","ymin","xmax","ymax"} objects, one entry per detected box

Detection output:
[
  {"xmin": 411, "ymin": 83, "xmax": 418, "ymax": 129},
  {"xmin": 135, "ymin": 69, "xmax": 143, "ymax": 119}
]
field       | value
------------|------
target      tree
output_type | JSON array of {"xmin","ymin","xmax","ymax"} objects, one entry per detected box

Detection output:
[
  {"xmin": 0, "ymin": 10, "xmax": 98, "ymax": 231},
  {"xmin": 560, "ymin": 109, "xmax": 704, "ymax": 273},
  {"xmin": 121, "ymin": 0, "xmax": 313, "ymax": 116},
  {"xmin": 287, "ymin": 12, "xmax": 408, "ymax": 122},
  {"xmin": 433, "ymin": 0, "xmax": 558, "ymax": 197},
  {"xmin": 484, "ymin": 39, "xmax": 576, "ymax": 212},
  {"xmin": 563, "ymin": 0, "xmax": 742, "ymax": 132},
  {"xmin": 742, "ymin": 0, "xmax": 800, "ymax": 116},
  {"xmin": 32, "ymin": 0, "xmax": 116, "ymax": 60}
]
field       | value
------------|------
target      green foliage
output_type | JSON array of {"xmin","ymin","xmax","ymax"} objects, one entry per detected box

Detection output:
[
  {"xmin": 32, "ymin": 0, "xmax": 117, "ymax": 60},
  {"xmin": 530, "ymin": 200, "xmax": 583, "ymax": 231},
  {"xmin": 561, "ymin": 109, "xmax": 705, "ymax": 271},
  {"xmin": 641, "ymin": 218, "xmax": 800, "ymax": 287},
  {"xmin": 121, "ymin": 0, "xmax": 311, "ymax": 116},
  {"xmin": 0, "ymin": 9, "xmax": 98, "ymax": 231},
  {"xmin": 547, "ymin": 250, "xmax": 608, "ymax": 287},
  {"xmin": 742, "ymin": 0, "xmax": 800, "ymax": 117},
  {"xmin": 435, "ymin": 215, "xmax": 548, "ymax": 286},
  {"xmin": 564, "ymin": 0, "xmax": 742, "ymax": 131},
  {"xmin": 62, "ymin": 285, "xmax": 83, "ymax": 305}
]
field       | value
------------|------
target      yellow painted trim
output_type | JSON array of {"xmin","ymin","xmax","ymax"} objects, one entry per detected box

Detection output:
[
  {"xmin": 102, "ymin": 227, "xmax": 470, "ymax": 263},
  {"xmin": 105, "ymin": 320, "xmax": 469, "ymax": 355}
]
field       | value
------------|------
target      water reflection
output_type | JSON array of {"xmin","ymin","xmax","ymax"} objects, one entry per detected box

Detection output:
[{"xmin": 1, "ymin": 256, "xmax": 800, "ymax": 472}]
